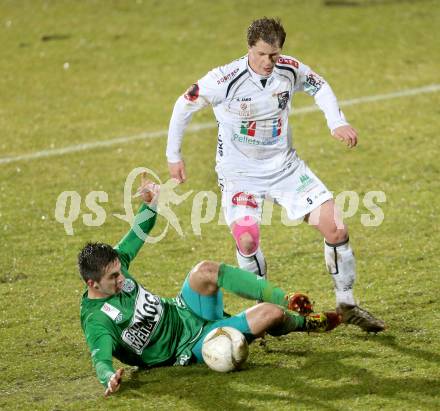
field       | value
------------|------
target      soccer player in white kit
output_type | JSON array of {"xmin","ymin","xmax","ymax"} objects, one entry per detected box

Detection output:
[{"xmin": 166, "ymin": 18, "xmax": 385, "ymax": 332}]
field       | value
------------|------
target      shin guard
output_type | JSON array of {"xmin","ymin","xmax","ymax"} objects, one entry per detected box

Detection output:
[
  {"xmin": 324, "ymin": 238, "xmax": 356, "ymax": 305},
  {"xmin": 235, "ymin": 247, "xmax": 267, "ymax": 279}
]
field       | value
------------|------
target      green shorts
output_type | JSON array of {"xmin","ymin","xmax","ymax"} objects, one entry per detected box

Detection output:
[{"xmin": 180, "ymin": 275, "xmax": 254, "ymax": 363}]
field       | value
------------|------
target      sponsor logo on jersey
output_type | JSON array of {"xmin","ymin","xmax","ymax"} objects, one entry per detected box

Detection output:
[
  {"xmin": 217, "ymin": 67, "xmax": 239, "ymax": 85},
  {"xmin": 121, "ymin": 286, "xmax": 163, "ymax": 355},
  {"xmin": 277, "ymin": 91, "xmax": 290, "ymax": 110},
  {"xmin": 304, "ymin": 73, "xmax": 324, "ymax": 96},
  {"xmin": 277, "ymin": 57, "xmax": 299, "ymax": 68},
  {"xmin": 272, "ymin": 118, "xmax": 282, "ymax": 137},
  {"xmin": 122, "ymin": 278, "xmax": 135, "ymax": 293},
  {"xmin": 217, "ymin": 134, "xmax": 223, "ymax": 157},
  {"xmin": 239, "ymin": 119, "xmax": 282, "ymax": 138},
  {"xmin": 233, "ymin": 133, "xmax": 279, "ymax": 146},
  {"xmin": 101, "ymin": 303, "xmax": 121, "ymax": 321},
  {"xmin": 232, "ymin": 192, "xmax": 258, "ymax": 208},
  {"xmin": 239, "ymin": 102, "xmax": 252, "ymax": 117},
  {"xmin": 184, "ymin": 83, "xmax": 199, "ymax": 101},
  {"xmin": 240, "ymin": 121, "xmax": 256, "ymax": 136}
]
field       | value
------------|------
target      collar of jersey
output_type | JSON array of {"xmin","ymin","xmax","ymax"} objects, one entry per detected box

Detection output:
[{"xmin": 246, "ymin": 58, "xmax": 273, "ymax": 86}]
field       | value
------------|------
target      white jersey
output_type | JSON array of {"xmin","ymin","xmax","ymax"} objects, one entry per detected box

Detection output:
[{"xmin": 167, "ymin": 54, "xmax": 348, "ymax": 178}]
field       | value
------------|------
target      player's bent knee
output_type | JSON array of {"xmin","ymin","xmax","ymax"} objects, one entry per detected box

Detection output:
[
  {"xmin": 196, "ymin": 260, "xmax": 219, "ymax": 273},
  {"xmin": 325, "ymin": 227, "xmax": 349, "ymax": 244},
  {"xmin": 231, "ymin": 216, "xmax": 260, "ymax": 257},
  {"xmin": 189, "ymin": 261, "xmax": 220, "ymax": 291}
]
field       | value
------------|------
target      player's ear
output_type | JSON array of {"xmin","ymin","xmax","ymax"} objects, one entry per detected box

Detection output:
[{"xmin": 87, "ymin": 279, "xmax": 98, "ymax": 289}]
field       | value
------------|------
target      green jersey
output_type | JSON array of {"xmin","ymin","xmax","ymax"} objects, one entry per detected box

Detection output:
[{"xmin": 80, "ymin": 204, "xmax": 206, "ymax": 388}]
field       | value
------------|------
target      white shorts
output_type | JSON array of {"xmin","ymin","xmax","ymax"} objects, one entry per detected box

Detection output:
[{"xmin": 218, "ymin": 158, "xmax": 333, "ymax": 226}]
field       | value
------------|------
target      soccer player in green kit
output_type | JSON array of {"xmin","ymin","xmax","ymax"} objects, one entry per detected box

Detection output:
[{"xmin": 79, "ymin": 175, "xmax": 341, "ymax": 397}]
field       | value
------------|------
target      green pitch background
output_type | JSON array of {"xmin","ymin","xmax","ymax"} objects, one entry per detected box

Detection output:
[{"xmin": 1, "ymin": 0, "xmax": 439, "ymax": 409}]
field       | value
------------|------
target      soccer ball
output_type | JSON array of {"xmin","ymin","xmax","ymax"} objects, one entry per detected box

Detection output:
[{"xmin": 201, "ymin": 326, "xmax": 249, "ymax": 372}]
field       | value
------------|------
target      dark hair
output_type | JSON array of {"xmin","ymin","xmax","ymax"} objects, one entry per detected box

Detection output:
[
  {"xmin": 247, "ymin": 17, "xmax": 286, "ymax": 48},
  {"xmin": 78, "ymin": 242, "xmax": 119, "ymax": 283}
]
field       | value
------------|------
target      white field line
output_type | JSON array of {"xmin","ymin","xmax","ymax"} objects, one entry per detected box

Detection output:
[{"xmin": 1, "ymin": 84, "xmax": 439, "ymax": 166}]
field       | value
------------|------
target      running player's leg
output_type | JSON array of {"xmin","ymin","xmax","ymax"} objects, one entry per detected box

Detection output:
[
  {"xmin": 221, "ymin": 180, "xmax": 267, "ymax": 279},
  {"xmin": 273, "ymin": 159, "xmax": 385, "ymax": 332},
  {"xmin": 307, "ymin": 200, "xmax": 385, "ymax": 332},
  {"xmin": 306, "ymin": 199, "xmax": 355, "ymax": 306},
  {"xmin": 273, "ymin": 160, "xmax": 356, "ymax": 306},
  {"xmin": 232, "ymin": 216, "xmax": 267, "ymax": 279}
]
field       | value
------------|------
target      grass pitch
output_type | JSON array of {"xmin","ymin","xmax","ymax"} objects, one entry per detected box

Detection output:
[{"xmin": 1, "ymin": 0, "xmax": 439, "ymax": 410}]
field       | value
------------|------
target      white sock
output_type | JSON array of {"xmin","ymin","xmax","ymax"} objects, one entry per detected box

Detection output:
[
  {"xmin": 235, "ymin": 247, "xmax": 267, "ymax": 279},
  {"xmin": 324, "ymin": 239, "xmax": 356, "ymax": 306}
]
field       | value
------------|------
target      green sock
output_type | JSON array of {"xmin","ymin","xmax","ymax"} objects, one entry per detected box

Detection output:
[
  {"xmin": 267, "ymin": 310, "xmax": 306, "ymax": 336},
  {"xmin": 217, "ymin": 263, "xmax": 288, "ymax": 307}
]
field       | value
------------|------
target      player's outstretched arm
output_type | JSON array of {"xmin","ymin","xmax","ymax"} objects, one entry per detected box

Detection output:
[
  {"xmin": 115, "ymin": 173, "xmax": 159, "ymax": 270},
  {"xmin": 104, "ymin": 368, "xmax": 124, "ymax": 398}
]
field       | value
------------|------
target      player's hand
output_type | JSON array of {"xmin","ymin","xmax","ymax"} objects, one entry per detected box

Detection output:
[
  {"xmin": 104, "ymin": 368, "xmax": 124, "ymax": 398},
  {"xmin": 133, "ymin": 172, "xmax": 160, "ymax": 205},
  {"xmin": 332, "ymin": 125, "xmax": 358, "ymax": 148},
  {"xmin": 168, "ymin": 160, "xmax": 186, "ymax": 184}
]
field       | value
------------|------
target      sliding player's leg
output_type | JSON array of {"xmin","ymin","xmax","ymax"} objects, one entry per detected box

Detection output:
[
  {"xmin": 180, "ymin": 260, "xmax": 314, "ymax": 321},
  {"xmin": 191, "ymin": 303, "xmax": 341, "ymax": 363}
]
